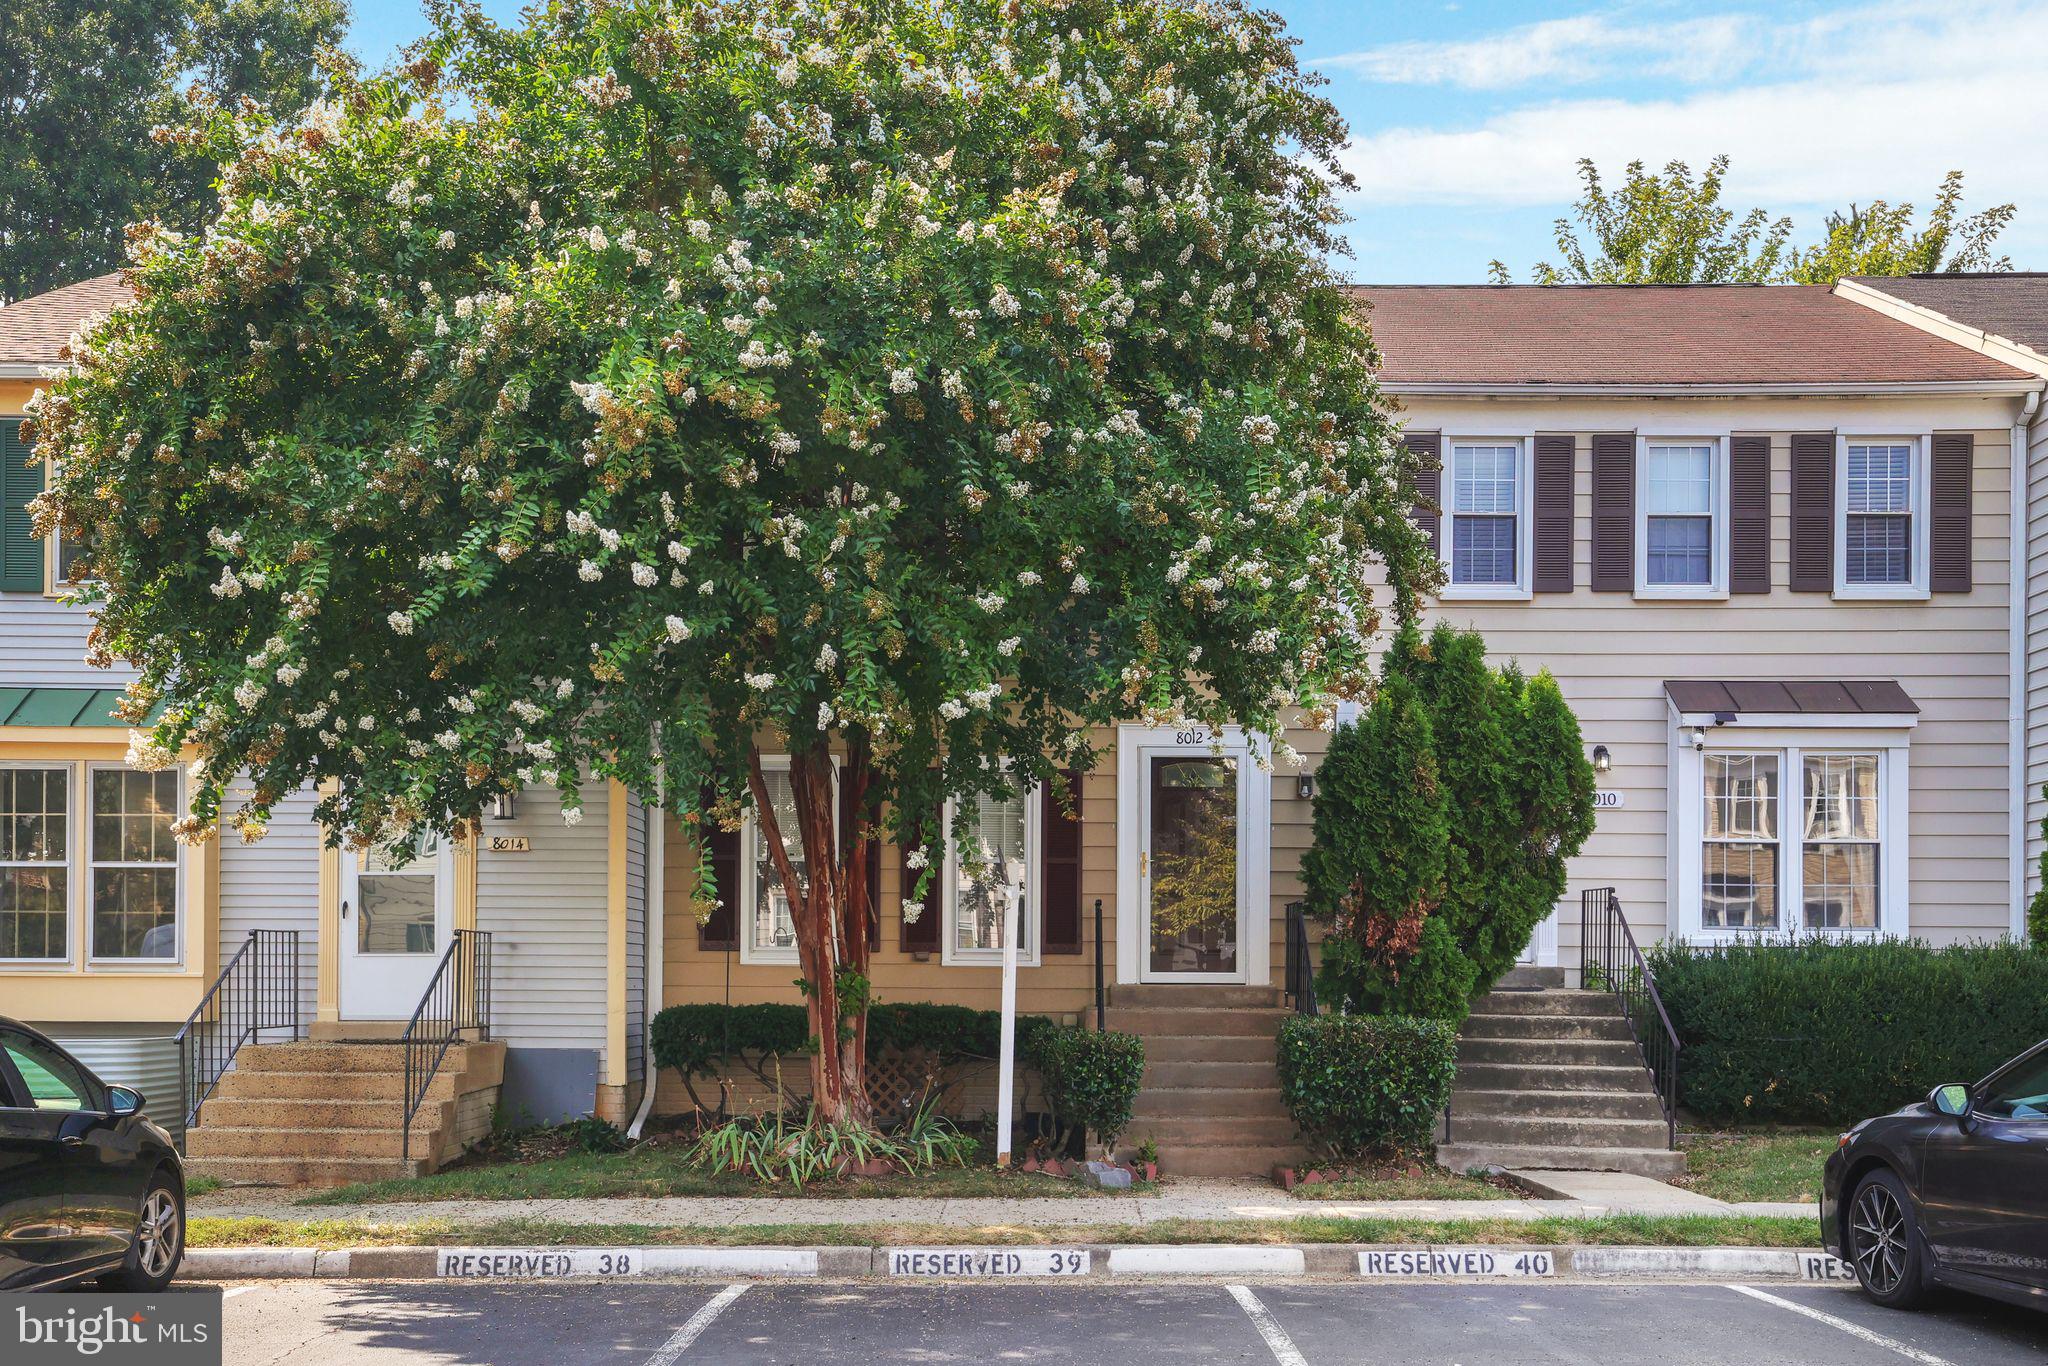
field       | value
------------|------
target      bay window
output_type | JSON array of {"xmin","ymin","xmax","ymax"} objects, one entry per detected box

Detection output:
[
  {"xmin": 0, "ymin": 761, "xmax": 183, "ymax": 967},
  {"xmin": 89, "ymin": 767, "xmax": 180, "ymax": 960},
  {"xmin": 1, "ymin": 766, "xmax": 70, "ymax": 961},
  {"xmin": 1444, "ymin": 439, "xmax": 1529, "ymax": 595}
]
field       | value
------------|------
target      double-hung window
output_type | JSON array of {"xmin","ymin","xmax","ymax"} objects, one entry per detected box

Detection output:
[
  {"xmin": 942, "ymin": 784, "xmax": 1039, "ymax": 966},
  {"xmin": 1637, "ymin": 439, "xmax": 1725, "ymax": 596},
  {"xmin": 739, "ymin": 758, "xmax": 828, "ymax": 964},
  {"xmin": 1444, "ymin": 439, "xmax": 1528, "ymax": 595},
  {"xmin": 1683, "ymin": 739, "xmax": 1901, "ymax": 939},
  {"xmin": 0, "ymin": 762, "xmax": 183, "ymax": 967},
  {"xmin": 1838, "ymin": 437, "xmax": 1927, "ymax": 596}
]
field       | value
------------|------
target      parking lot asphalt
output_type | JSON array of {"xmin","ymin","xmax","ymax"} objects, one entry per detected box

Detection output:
[{"xmin": 179, "ymin": 1277, "xmax": 2048, "ymax": 1365}]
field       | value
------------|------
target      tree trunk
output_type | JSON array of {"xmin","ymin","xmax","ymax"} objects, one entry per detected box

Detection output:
[{"xmin": 747, "ymin": 743, "xmax": 876, "ymax": 1130}]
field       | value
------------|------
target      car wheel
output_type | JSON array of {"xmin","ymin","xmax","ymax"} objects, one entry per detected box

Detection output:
[
  {"xmin": 1846, "ymin": 1169, "xmax": 1928, "ymax": 1309},
  {"xmin": 101, "ymin": 1174, "xmax": 183, "ymax": 1292}
]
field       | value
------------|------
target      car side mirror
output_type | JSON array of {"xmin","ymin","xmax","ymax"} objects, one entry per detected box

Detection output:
[
  {"xmin": 107, "ymin": 1086, "xmax": 144, "ymax": 1118},
  {"xmin": 1929, "ymin": 1083, "xmax": 1971, "ymax": 1123}
]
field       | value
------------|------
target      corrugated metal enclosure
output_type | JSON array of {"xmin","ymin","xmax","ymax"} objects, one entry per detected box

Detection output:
[{"xmin": 44, "ymin": 1030, "xmax": 184, "ymax": 1144}]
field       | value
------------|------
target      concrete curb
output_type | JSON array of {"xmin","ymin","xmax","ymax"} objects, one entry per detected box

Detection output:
[{"xmin": 182, "ymin": 1243, "xmax": 1854, "ymax": 1284}]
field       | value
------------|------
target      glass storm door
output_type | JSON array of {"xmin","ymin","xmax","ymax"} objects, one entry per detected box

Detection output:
[
  {"xmin": 338, "ymin": 830, "xmax": 452, "ymax": 1019},
  {"xmin": 1142, "ymin": 753, "xmax": 1244, "ymax": 980}
]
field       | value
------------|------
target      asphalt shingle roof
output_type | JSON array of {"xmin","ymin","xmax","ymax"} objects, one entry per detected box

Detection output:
[
  {"xmin": 1846, "ymin": 273, "xmax": 2048, "ymax": 360},
  {"xmin": 0, "ymin": 273, "xmax": 132, "ymax": 367}
]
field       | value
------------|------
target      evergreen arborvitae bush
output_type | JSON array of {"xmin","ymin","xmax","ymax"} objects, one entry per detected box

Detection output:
[
  {"xmin": 1305, "ymin": 622, "xmax": 1595, "ymax": 1020},
  {"xmin": 2030, "ymin": 782, "xmax": 2048, "ymax": 945}
]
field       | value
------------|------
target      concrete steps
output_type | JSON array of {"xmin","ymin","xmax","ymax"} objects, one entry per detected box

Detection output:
[
  {"xmin": 1441, "ymin": 987, "xmax": 1683, "ymax": 1179},
  {"xmin": 1108, "ymin": 990, "xmax": 1303, "ymax": 1177},
  {"xmin": 186, "ymin": 1038, "xmax": 503, "ymax": 1187}
]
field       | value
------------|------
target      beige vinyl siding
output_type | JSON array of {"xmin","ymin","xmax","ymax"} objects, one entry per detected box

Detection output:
[
  {"xmin": 1406, "ymin": 395, "xmax": 2019, "ymax": 952},
  {"xmin": 215, "ymin": 783, "xmax": 322, "ymax": 1029},
  {"xmin": 2026, "ymin": 409, "xmax": 2048, "ymax": 916},
  {"xmin": 478, "ymin": 781, "xmax": 611, "ymax": 1065}
]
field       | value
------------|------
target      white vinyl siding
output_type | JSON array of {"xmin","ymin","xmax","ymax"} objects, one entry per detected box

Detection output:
[
  {"xmin": 215, "ymin": 783, "xmax": 321, "ymax": 1029},
  {"xmin": 625, "ymin": 793, "xmax": 647, "ymax": 1083},
  {"xmin": 478, "ymin": 782, "xmax": 611, "ymax": 1064}
]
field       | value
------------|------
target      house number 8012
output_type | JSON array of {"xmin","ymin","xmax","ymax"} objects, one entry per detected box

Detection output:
[{"xmin": 1174, "ymin": 729, "xmax": 1210, "ymax": 745}]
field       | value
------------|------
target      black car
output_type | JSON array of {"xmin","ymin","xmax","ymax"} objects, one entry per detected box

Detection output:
[
  {"xmin": 1823, "ymin": 1038, "xmax": 2048, "ymax": 1312},
  {"xmin": 0, "ymin": 1017, "xmax": 186, "ymax": 1291}
]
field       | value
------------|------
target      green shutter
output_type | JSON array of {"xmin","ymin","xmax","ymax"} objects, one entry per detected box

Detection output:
[{"xmin": 1, "ymin": 418, "xmax": 45, "ymax": 593}]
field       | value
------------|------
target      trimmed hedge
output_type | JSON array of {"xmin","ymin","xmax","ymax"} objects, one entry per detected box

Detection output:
[
  {"xmin": 651, "ymin": 1001, "xmax": 1059, "ymax": 1082},
  {"xmin": 1033, "ymin": 1027, "xmax": 1147, "ymax": 1154},
  {"xmin": 1648, "ymin": 938, "xmax": 2048, "ymax": 1125},
  {"xmin": 1276, "ymin": 1014, "xmax": 1457, "ymax": 1158}
]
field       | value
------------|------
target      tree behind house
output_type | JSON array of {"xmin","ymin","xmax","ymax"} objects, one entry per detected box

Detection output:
[{"xmin": 1785, "ymin": 171, "xmax": 2016, "ymax": 284}]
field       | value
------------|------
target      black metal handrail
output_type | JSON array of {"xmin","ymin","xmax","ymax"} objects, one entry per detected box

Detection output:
[
  {"xmin": 1579, "ymin": 888, "xmax": 1680, "ymax": 1148},
  {"xmin": 173, "ymin": 929, "xmax": 302, "ymax": 1144},
  {"xmin": 400, "ymin": 929, "xmax": 492, "ymax": 1164},
  {"xmin": 1093, "ymin": 898, "xmax": 1106, "ymax": 1032},
  {"xmin": 1284, "ymin": 901, "xmax": 1318, "ymax": 1015}
]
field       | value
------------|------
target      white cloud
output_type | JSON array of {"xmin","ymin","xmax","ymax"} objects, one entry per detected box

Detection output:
[
  {"xmin": 1331, "ymin": 3, "xmax": 2048, "ymax": 221},
  {"xmin": 1319, "ymin": 12, "xmax": 1753, "ymax": 89}
]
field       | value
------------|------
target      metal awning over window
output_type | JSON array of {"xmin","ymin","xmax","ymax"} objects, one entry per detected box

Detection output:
[
  {"xmin": 1664, "ymin": 679, "xmax": 1918, "ymax": 721},
  {"xmin": 0, "ymin": 686, "xmax": 142, "ymax": 727}
]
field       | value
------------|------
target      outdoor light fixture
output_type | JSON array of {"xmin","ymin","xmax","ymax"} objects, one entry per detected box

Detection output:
[
  {"xmin": 491, "ymin": 792, "xmax": 518, "ymax": 821},
  {"xmin": 1296, "ymin": 773, "xmax": 1316, "ymax": 801},
  {"xmin": 1591, "ymin": 744, "xmax": 1611, "ymax": 774}
]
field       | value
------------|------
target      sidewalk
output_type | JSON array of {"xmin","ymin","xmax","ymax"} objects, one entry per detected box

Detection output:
[{"xmin": 194, "ymin": 1174, "xmax": 1818, "ymax": 1228}]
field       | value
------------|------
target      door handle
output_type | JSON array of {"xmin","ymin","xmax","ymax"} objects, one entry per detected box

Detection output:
[
  {"xmin": 59, "ymin": 1135, "xmax": 84, "ymax": 1147},
  {"xmin": 341, "ymin": 898, "xmax": 350, "ymax": 920},
  {"xmin": 1138, "ymin": 852, "xmax": 1147, "ymax": 878}
]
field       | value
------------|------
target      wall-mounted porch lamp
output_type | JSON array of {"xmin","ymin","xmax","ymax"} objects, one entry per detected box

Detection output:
[
  {"xmin": 1590, "ymin": 744, "xmax": 1611, "ymax": 774},
  {"xmin": 1295, "ymin": 773, "xmax": 1316, "ymax": 801},
  {"xmin": 491, "ymin": 791, "xmax": 519, "ymax": 821}
]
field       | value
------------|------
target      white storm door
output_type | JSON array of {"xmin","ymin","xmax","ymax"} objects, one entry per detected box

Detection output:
[
  {"xmin": 1132, "ymin": 732, "xmax": 1255, "ymax": 984},
  {"xmin": 338, "ymin": 831, "xmax": 453, "ymax": 1019}
]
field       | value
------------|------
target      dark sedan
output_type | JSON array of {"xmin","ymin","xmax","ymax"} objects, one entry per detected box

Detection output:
[
  {"xmin": 1824, "ymin": 1038, "xmax": 2048, "ymax": 1312},
  {"xmin": 0, "ymin": 1017, "xmax": 186, "ymax": 1291}
]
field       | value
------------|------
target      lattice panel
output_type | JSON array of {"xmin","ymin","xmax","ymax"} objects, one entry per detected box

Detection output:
[{"xmin": 864, "ymin": 1048, "xmax": 945, "ymax": 1118}]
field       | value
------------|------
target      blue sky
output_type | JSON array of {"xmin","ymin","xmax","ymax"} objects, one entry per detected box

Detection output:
[{"xmin": 345, "ymin": 1, "xmax": 2046, "ymax": 283}]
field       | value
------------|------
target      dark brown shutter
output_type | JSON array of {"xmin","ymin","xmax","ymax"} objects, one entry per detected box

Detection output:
[
  {"xmin": 1532, "ymin": 434, "xmax": 1575, "ymax": 592},
  {"xmin": 839, "ymin": 776, "xmax": 882, "ymax": 950},
  {"xmin": 1790, "ymin": 432, "xmax": 1835, "ymax": 592},
  {"xmin": 1040, "ymin": 771, "xmax": 1084, "ymax": 955},
  {"xmin": 697, "ymin": 790, "xmax": 740, "ymax": 951},
  {"xmin": 1729, "ymin": 435, "xmax": 1772, "ymax": 594},
  {"xmin": 1930, "ymin": 433, "xmax": 1973, "ymax": 593},
  {"xmin": 1590, "ymin": 433, "xmax": 1634, "ymax": 591},
  {"xmin": 898, "ymin": 798, "xmax": 941, "ymax": 955},
  {"xmin": 1404, "ymin": 431, "xmax": 1441, "ymax": 554}
]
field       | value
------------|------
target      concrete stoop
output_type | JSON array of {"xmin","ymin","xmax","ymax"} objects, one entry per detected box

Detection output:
[
  {"xmin": 185, "ymin": 1038, "xmax": 505, "ymax": 1187},
  {"xmin": 1437, "ymin": 988, "xmax": 1686, "ymax": 1181},
  {"xmin": 1109, "ymin": 985, "xmax": 1306, "ymax": 1178}
]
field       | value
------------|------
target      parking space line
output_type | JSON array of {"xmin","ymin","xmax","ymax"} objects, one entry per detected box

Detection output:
[
  {"xmin": 221, "ymin": 1286, "xmax": 254, "ymax": 1299},
  {"xmin": 1725, "ymin": 1285, "xmax": 1956, "ymax": 1365},
  {"xmin": 1227, "ymin": 1284, "xmax": 1312, "ymax": 1366},
  {"xmin": 643, "ymin": 1283, "xmax": 749, "ymax": 1365}
]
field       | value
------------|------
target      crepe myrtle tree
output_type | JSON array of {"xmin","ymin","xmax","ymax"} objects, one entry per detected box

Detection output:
[{"xmin": 32, "ymin": 0, "xmax": 1434, "ymax": 1126}]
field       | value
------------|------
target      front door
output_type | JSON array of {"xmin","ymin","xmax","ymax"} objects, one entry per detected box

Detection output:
[
  {"xmin": 1139, "ymin": 743, "xmax": 1250, "ymax": 982},
  {"xmin": 339, "ymin": 830, "xmax": 453, "ymax": 1020}
]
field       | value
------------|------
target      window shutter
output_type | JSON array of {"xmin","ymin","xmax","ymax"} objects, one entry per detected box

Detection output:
[
  {"xmin": 838, "ymin": 776, "xmax": 882, "ymax": 950},
  {"xmin": 1590, "ymin": 433, "xmax": 1633, "ymax": 591},
  {"xmin": 1532, "ymin": 434, "xmax": 1574, "ymax": 592},
  {"xmin": 1790, "ymin": 432, "xmax": 1835, "ymax": 592},
  {"xmin": 1930, "ymin": 433, "xmax": 1973, "ymax": 593},
  {"xmin": 898, "ymin": 796, "xmax": 941, "ymax": 954},
  {"xmin": 1729, "ymin": 436, "xmax": 1772, "ymax": 594},
  {"xmin": 1040, "ymin": 771, "xmax": 1084, "ymax": 955},
  {"xmin": 697, "ymin": 792, "xmax": 741, "ymax": 951},
  {"xmin": 1403, "ymin": 431, "xmax": 1440, "ymax": 554},
  {"xmin": 1, "ymin": 419, "xmax": 44, "ymax": 594}
]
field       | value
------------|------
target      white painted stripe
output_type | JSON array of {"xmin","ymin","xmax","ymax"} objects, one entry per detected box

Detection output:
[
  {"xmin": 1108, "ymin": 1246, "xmax": 1306, "ymax": 1277},
  {"xmin": 222, "ymin": 1286, "xmax": 254, "ymax": 1299},
  {"xmin": 1726, "ymin": 1284, "xmax": 1957, "ymax": 1366},
  {"xmin": 1227, "ymin": 1285, "xmax": 1310, "ymax": 1366},
  {"xmin": 643, "ymin": 1283, "xmax": 749, "ymax": 1366}
]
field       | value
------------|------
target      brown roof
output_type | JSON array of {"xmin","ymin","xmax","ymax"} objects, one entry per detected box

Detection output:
[
  {"xmin": 1350, "ymin": 284, "xmax": 2035, "ymax": 389},
  {"xmin": 0, "ymin": 273, "xmax": 132, "ymax": 367},
  {"xmin": 1846, "ymin": 273, "xmax": 2048, "ymax": 359},
  {"xmin": 1664, "ymin": 679, "xmax": 1918, "ymax": 717}
]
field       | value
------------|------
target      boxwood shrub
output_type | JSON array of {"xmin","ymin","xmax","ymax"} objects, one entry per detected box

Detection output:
[
  {"xmin": 1275, "ymin": 1014, "xmax": 1457, "ymax": 1158},
  {"xmin": 1032, "ymin": 1026, "xmax": 1147, "ymax": 1155},
  {"xmin": 1647, "ymin": 938, "xmax": 2048, "ymax": 1125}
]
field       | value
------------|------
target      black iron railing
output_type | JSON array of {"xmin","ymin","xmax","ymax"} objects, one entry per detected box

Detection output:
[
  {"xmin": 1579, "ymin": 888, "xmax": 1680, "ymax": 1148},
  {"xmin": 1284, "ymin": 901, "xmax": 1318, "ymax": 1016},
  {"xmin": 174, "ymin": 929, "xmax": 302, "ymax": 1143},
  {"xmin": 1093, "ymin": 898, "xmax": 1106, "ymax": 1032},
  {"xmin": 400, "ymin": 929, "xmax": 492, "ymax": 1163}
]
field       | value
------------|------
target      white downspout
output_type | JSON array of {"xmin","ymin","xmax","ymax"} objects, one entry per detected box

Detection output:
[
  {"xmin": 2016, "ymin": 386, "xmax": 2046, "ymax": 941},
  {"xmin": 627, "ymin": 793, "xmax": 665, "ymax": 1139}
]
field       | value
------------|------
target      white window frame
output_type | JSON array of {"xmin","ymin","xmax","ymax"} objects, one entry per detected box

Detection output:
[
  {"xmin": 0, "ymin": 762, "xmax": 75, "ymax": 967},
  {"xmin": 42, "ymin": 458, "xmax": 94, "ymax": 598},
  {"xmin": 1670, "ymin": 715, "xmax": 1911, "ymax": 944},
  {"xmin": 938, "ymin": 782, "xmax": 1042, "ymax": 968},
  {"xmin": 1634, "ymin": 436, "xmax": 1729, "ymax": 600},
  {"xmin": 83, "ymin": 762, "xmax": 186, "ymax": 968},
  {"xmin": 1440, "ymin": 436, "xmax": 1533, "ymax": 601},
  {"xmin": 1834, "ymin": 434, "xmax": 1930, "ymax": 601},
  {"xmin": 737, "ymin": 755, "xmax": 837, "ymax": 966}
]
